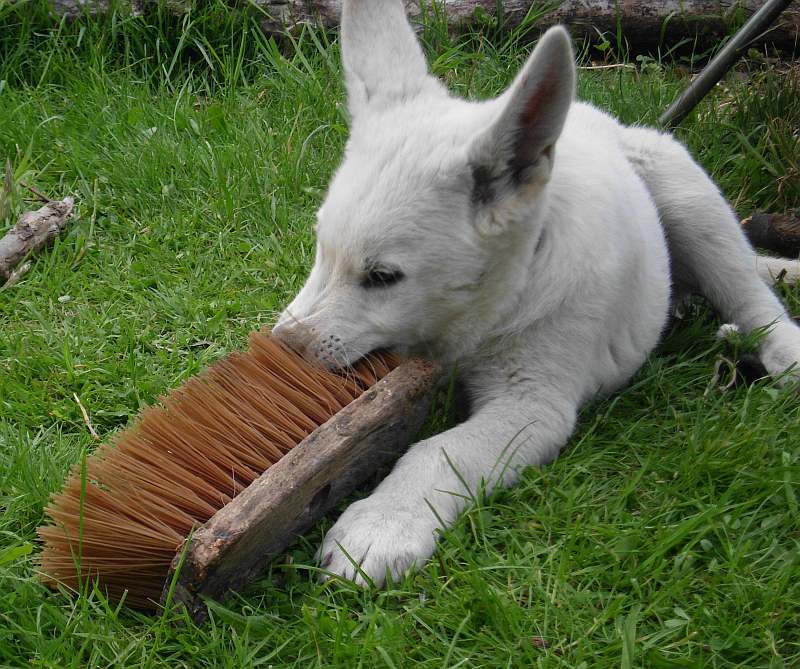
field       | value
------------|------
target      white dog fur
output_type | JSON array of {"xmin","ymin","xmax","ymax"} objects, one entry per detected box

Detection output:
[{"xmin": 273, "ymin": 0, "xmax": 800, "ymax": 586}]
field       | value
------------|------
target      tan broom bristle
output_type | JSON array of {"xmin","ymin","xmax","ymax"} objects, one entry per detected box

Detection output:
[{"xmin": 37, "ymin": 331, "xmax": 400, "ymax": 609}]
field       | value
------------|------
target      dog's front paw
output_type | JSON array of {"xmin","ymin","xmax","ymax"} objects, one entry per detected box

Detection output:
[
  {"xmin": 317, "ymin": 496, "xmax": 437, "ymax": 587},
  {"xmin": 760, "ymin": 321, "xmax": 800, "ymax": 385}
]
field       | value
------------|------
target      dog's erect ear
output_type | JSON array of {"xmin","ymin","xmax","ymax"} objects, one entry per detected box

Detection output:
[
  {"xmin": 468, "ymin": 26, "xmax": 575, "ymax": 216},
  {"xmin": 341, "ymin": 0, "xmax": 445, "ymax": 118}
]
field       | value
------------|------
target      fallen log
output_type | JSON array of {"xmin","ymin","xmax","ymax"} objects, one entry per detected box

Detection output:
[
  {"xmin": 44, "ymin": 1, "xmax": 800, "ymax": 52},
  {"xmin": 742, "ymin": 210, "xmax": 800, "ymax": 258},
  {"xmin": 0, "ymin": 197, "xmax": 75, "ymax": 287},
  {"xmin": 255, "ymin": 0, "xmax": 800, "ymax": 50}
]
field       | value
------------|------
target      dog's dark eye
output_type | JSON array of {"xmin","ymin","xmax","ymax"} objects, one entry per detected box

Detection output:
[{"xmin": 362, "ymin": 267, "xmax": 405, "ymax": 289}]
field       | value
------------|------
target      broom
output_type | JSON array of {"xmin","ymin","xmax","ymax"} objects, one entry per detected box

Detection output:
[{"xmin": 37, "ymin": 330, "xmax": 440, "ymax": 616}]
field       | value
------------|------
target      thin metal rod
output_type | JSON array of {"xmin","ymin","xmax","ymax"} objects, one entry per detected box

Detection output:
[{"xmin": 659, "ymin": 0, "xmax": 795, "ymax": 129}]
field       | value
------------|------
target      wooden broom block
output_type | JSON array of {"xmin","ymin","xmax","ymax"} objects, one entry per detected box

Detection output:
[{"xmin": 162, "ymin": 357, "xmax": 442, "ymax": 621}]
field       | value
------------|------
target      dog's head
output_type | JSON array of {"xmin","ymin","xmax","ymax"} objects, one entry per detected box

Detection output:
[{"xmin": 274, "ymin": 0, "xmax": 575, "ymax": 368}]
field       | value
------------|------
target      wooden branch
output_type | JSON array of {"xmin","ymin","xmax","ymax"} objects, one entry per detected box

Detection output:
[
  {"xmin": 162, "ymin": 357, "xmax": 442, "ymax": 622},
  {"xmin": 43, "ymin": 1, "xmax": 800, "ymax": 51},
  {"xmin": 0, "ymin": 197, "xmax": 75, "ymax": 286},
  {"xmin": 20, "ymin": 181, "xmax": 52, "ymax": 204},
  {"xmin": 742, "ymin": 210, "xmax": 800, "ymax": 257}
]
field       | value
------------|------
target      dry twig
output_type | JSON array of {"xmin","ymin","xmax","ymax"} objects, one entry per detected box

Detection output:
[
  {"xmin": 19, "ymin": 181, "xmax": 52, "ymax": 204},
  {"xmin": 73, "ymin": 392, "xmax": 100, "ymax": 440}
]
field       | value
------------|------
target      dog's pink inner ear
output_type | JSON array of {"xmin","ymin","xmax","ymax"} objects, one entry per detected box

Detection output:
[
  {"xmin": 509, "ymin": 71, "xmax": 562, "ymax": 180},
  {"xmin": 469, "ymin": 27, "xmax": 575, "ymax": 195},
  {"xmin": 520, "ymin": 72, "xmax": 558, "ymax": 127}
]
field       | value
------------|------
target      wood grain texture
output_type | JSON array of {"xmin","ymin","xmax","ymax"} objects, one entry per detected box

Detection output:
[
  {"xmin": 43, "ymin": 1, "xmax": 800, "ymax": 50},
  {"xmin": 162, "ymin": 357, "xmax": 442, "ymax": 621},
  {"xmin": 0, "ymin": 197, "xmax": 74, "ymax": 284}
]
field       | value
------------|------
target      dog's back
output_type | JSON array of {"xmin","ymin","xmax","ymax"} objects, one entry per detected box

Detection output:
[{"xmin": 275, "ymin": 0, "xmax": 800, "ymax": 587}]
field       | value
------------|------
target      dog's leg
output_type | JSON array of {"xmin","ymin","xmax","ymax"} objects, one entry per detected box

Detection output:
[
  {"xmin": 317, "ymin": 372, "xmax": 578, "ymax": 586},
  {"xmin": 621, "ymin": 127, "xmax": 800, "ymax": 382}
]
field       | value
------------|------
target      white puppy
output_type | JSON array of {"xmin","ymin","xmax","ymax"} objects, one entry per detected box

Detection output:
[{"xmin": 274, "ymin": 0, "xmax": 800, "ymax": 586}]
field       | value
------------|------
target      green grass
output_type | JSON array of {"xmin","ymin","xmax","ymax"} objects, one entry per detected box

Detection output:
[{"xmin": 1, "ymin": 4, "xmax": 799, "ymax": 667}]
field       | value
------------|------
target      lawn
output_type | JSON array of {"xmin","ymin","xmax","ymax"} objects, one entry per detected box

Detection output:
[{"xmin": 1, "ymin": 3, "xmax": 799, "ymax": 667}]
